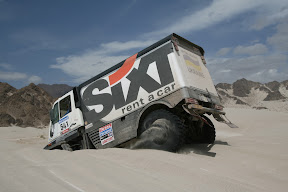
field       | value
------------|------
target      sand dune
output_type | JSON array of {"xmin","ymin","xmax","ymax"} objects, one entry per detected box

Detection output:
[{"xmin": 0, "ymin": 108, "xmax": 287, "ymax": 192}]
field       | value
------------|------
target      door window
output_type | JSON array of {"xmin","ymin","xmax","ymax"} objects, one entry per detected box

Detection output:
[{"xmin": 59, "ymin": 95, "xmax": 71, "ymax": 118}]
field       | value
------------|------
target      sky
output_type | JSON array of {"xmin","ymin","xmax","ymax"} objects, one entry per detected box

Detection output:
[{"xmin": 0, "ymin": 0, "xmax": 288, "ymax": 89}]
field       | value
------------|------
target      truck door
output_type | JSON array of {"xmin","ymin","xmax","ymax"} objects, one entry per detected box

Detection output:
[
  {"xmin": 48, "ymin": 91, "xmax": 84, "ymax": 143},
  {"xmin": 49, "ymin": 95, "xmax": 72, "ymax": 141},
  {"xmin": 49, "ymin": 102, "xmax": 61, "ymax": 140},
  {"xmin": 58, "ymin": 94, "xmax": 72, "ymax": 134}
]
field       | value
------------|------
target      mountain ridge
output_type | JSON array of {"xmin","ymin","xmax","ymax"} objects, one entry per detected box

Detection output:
[
  {"xmin": 216, "ymin": 78, "xmax": 288, "ymax": 113},
  {"xmin": 0, "ymin": 83, "xmax": 53, "ymax": 127},
  {"xmin": 37, "ymin": 84, "xmax": 73, "ymax": 98}
]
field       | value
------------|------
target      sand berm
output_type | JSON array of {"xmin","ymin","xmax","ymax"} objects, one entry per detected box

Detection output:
[{"xmin": 0, "ymin": 108, "xmax": 287, "ymax": 192}]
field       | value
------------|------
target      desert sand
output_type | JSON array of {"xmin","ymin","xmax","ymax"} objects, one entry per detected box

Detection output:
[{"xmin": 0, "ymin": 108, "xmax": 287, "ymax": 192}]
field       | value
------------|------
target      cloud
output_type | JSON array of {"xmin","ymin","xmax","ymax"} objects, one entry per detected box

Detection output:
[
  {"xmin": 233, "ymin": 43, "xmax": 268, "ymax": 56},
  {"xmin": 50, "ymin": 40, "xmax": 155, "ymax": 83},
  {"xmin": 0, "ymin": 63, "xmax": 13, "ymax": 70},
  {"xmin": 219, "ymin": 69, "xmax": 231, "ymax": 73},
  {"xmin": 267, "ymin": 22, "xmax": 288, "ymax": 52},
  {"xmin": 0, "ymin": 69, "xmax": 42, "ymax": 84},
  {"xmin": 28, "ymin": 75, "xmax": 42, "ymax": 84},
  {"xmin": 246, "ymin": 68, "xmax": 288, "ymax": 83},
  {"xmin": 249, "ymin": 5, "xmax": 288, "ymax": 30},
  {"xmin": 144, "ymin": 0, "xmax": 286, "ymax": 38},
  {"xmin": 0, "ymin": 71, "xmax": 27, "ymax": 81},
  {"xmin": 207, "ymin": 53, "xmax": 288, "ymax": 84},
  {"xmin": 52, "ymin": 53, "xmax": 128, "ymax": 83},
  {"xmin": 216, "ymin": 48, "xmax": 231, "ymax": 56},
  {"xmin": 100, "ymin": 40, "xmax": 155, "ymax": 53}
]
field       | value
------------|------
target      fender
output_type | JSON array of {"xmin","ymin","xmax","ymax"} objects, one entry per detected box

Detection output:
[{"xmin": 136, "ymin": 100, "xmax": 173, "ymax": 130}]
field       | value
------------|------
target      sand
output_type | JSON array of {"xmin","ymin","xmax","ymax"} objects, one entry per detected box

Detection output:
[{"xmin": 0, "ymin": 108, "xmax": 287, "ymax": 192}]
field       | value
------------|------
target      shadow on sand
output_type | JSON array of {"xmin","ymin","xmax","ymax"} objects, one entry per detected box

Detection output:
[{"xmin": 178, "ymin": 140, "xmax": 230, "ymax": 157}]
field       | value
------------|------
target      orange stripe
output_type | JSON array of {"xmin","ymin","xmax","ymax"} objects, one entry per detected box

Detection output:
[{"xmin": 109, "ymin": 53, "xmax": 137, "ymax": 85}]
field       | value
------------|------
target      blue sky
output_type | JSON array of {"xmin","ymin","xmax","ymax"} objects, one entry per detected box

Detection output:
[{"xmin": 0, "ymin": 0, "xmax": 287, "ymax": 88}]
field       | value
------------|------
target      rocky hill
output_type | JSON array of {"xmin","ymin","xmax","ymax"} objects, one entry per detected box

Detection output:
[
  {"xmin": 38, "ymin": 84, "xmax": 72, "ymax": 98},
  {"xmin": 216, "ymin": 79, "xmax": 288, "ymax": 113},
  {"xmin": 0, "ymin": 83, "xmax": 53, "ymax": 127},
  {"xmin": 0, "ymin": 82, "xmax": 17, "ymax": 103}
]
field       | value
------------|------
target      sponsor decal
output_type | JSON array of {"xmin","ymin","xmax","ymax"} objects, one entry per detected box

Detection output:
[
  {"xmin": 81, "ymin": 45, "xmax": 175, "ymax": 122},
  {"xmin": 61, "ymin": 128, "xmax": 70, "ymax": 135},
  {"xmin": 99, "ymin": 123, "xmax": 114, "ymax": 145},
  {"xmin": 182, "ymin": 49, "xmax": 204, "ymax": 78},
  {"xmin": 184, "ymin": 54, "xmax": 201, "ymax": 71},
  {"xmin": 60, "ymin": 121, "xmax": 69, "ymax": 130},
  {"xmin": 59, "ymin": 116, "xmax": 69, "ymax": 130}
]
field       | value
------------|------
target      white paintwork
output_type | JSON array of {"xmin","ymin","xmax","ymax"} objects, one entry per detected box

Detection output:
[
  {"xmin": 48, "ymin": 90, "xmax": 84, "ymax": 143},
  {"xmin": 176, "ymin": 46, "xmax": 218, "ymax": 95}
]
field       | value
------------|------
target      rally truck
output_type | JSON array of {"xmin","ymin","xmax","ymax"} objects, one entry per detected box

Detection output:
[{"xmin": 44, "ymin": 33, "xmax": 237, "ymax": 152}]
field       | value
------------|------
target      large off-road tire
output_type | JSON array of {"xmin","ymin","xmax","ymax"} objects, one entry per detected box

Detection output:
[
  {"xmin": 134, "ymin": 109, "xmax": 185, "ymax": 152},
  {"xmin": 200, "ymin": 115, "xmax": 216, "ymax": 144}
]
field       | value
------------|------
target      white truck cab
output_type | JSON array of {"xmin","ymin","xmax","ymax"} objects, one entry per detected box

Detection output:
[{"xmin": 48, "ymin": 89, "xmax": 85, "ymax": 149}]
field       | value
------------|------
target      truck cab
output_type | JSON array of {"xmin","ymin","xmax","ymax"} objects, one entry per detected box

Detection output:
[{"xmin": 47, "ymin": 89, "xmax": 85, "ymax": 150}]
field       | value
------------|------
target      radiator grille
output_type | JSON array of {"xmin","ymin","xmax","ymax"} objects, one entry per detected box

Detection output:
[{"xmin": 87, "ymin": 128, "xmax": 101, "ymax": 147}]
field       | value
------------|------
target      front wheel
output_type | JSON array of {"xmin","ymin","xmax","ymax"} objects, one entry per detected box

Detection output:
[
  {"xmin": 134, "ymin": 109, "xmax": 185, "ymax": 152},
  {"xmin": 61, "ymin": 143, "xmax": 73, "ymax": 151}
]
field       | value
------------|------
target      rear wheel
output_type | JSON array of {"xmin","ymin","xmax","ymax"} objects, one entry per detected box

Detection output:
[{"xmin": 134, "ymin": 109, "xmax": 185, "ymax": 152}]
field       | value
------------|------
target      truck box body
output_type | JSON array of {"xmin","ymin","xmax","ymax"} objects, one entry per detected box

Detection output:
[{"xmin": 45, "ymin": 33, "xmax": 227, "ymax": 151}]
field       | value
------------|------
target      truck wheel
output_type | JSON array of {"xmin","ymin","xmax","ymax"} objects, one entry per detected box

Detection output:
[
  {"xmin": 61, "ymin": 143, "xmax": 73, "ymax": 152},
  {"xmin": 135, "ymin": 109, "xmax": 185, "ymax": 152},
  {"xmin": 200, "ymin": 116, "xmax": 216, "ymax": 144}
]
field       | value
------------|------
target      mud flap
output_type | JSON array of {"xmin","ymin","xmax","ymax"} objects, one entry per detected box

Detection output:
[{"xmin": 213, "ymin": 114, "xmax": 238, "ymax": 128}]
